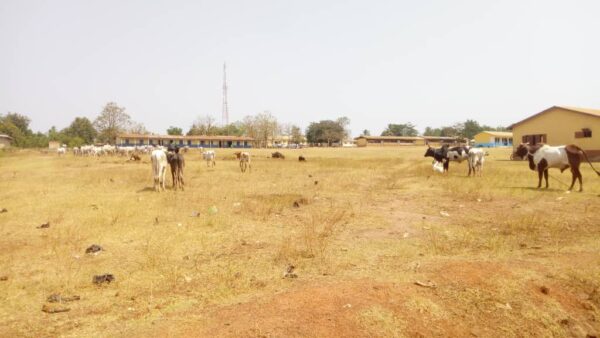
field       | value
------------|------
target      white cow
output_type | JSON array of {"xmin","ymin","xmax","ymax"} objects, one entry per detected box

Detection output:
[
  {"xmin": 151, "ymin": 149, "xmax": 168, "ymax": 192},
  {"xmin": 202, "ymin": 150, "xmax": 216, "ymax": 167},
  {"xmin": 238, "ymin": 151, "xmax": 251, "ymax": 173},
  {"xmin": 57, "ymin": 147, "xmax": 66, "ymax": 156},
  {"xmin": 468, "ymin": 148, "xmax": 485, "ymax": 176}
]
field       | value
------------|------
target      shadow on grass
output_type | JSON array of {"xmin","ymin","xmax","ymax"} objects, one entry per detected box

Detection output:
[
  {"xmin": 504, "ymin": 186, "xmax": 565, "ymax": 192},
  {"xmin": 137, "ymin": 187, "xmax": 156, "ymax": 193}
]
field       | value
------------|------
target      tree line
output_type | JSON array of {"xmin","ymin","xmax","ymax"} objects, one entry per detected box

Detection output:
[
  {"xmin": 1, "ymin": 102, "xmax": 354, "ymax": 148},
  {"xmin": 4, "ymin": 102, "xmax": 503, "ymax": 148},
  {"xmin": 361, "ymin": 120, "xmax": 508, "ymax": 140}
]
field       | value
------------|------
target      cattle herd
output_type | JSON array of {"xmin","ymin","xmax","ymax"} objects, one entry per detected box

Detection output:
[
  {"xmin": 54, "ymin": 141, "xmax": 599, "ymax": 192},
  {"xmin": 424, "ymin": 144, "xmax": 485, "ymax": 177}
]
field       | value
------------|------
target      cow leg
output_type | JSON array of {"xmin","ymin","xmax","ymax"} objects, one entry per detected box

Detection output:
[
  {"xmin": 179, "ymin": 168, "xmax": 185, "ymax": 190},
  {"xmin": 537, "ymin": 169, "xmax": 543, "ymax": 188},
  {"xmin": 544, "ymin": 169, "xmax": 549, "ymax": 188},
  {"xmin": 568, "ymin": 168, "xmax": 577, "ymax": 191},
  {"xmin": 572, "ymin": 167, "xmax": 583, "ymax": 192},
  {"xmin": 443, "ymin": 160, "xmax": 449, "ymax": 173}
]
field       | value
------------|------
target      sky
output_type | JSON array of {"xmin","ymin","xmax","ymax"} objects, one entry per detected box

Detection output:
[{"xmin": 1, "ymin": 0, "xmax": 600, "ymax": 136}]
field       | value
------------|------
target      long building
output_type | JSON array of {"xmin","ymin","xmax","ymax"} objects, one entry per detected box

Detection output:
[
  {"xmin": 510, "ymin": 106, "xmax": 600, "ymax": 161},
  {"xmin": 354, "ymin": 135, "xmax": 462, "ymax": 147},
  {"xmin": 116, "ymin": 134, "xmax": 253, "ymax": 148}
]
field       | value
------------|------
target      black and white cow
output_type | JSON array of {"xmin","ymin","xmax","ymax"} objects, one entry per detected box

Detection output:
[{"xmin": 424, "ymin": 145, "xmax": 470, "ymax": 173}]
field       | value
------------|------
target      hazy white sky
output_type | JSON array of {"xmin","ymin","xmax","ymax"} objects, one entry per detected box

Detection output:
[{"xmin": 2, "ymin": 0, "xmax": 600, "ymax": 136}]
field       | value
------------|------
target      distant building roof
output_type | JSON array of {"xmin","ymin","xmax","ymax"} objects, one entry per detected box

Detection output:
[
  {"xmin": 0, "ymin": 134, "xmax": 13, "ymax": 140},
  {"xmin": 118, "ymin": 133, "xmax": 254, "ymax": 141},
  {"xmin": 354, "ymin": 136, "xmax": 424, "ymax": 141},
  {"xmin": 354, "ymin": 135, "xmax": 460, "ymax": 140},
  {"xmin": 510, "ymin": 106, "xmax": 600, "ymax": 129},
  {"xmin": 476, "ymin": 131, "xmax": 513, "ymax": 138}
]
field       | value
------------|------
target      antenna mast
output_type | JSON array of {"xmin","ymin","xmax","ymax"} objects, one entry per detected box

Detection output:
[{"xmin": 222, "ymin": 62, "xmax": 229, "ymax": 125}]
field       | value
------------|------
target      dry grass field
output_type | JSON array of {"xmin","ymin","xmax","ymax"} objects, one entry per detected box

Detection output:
[{"xmin": 1, "ymin": 146, "xmax": 599, "ymax": 337}]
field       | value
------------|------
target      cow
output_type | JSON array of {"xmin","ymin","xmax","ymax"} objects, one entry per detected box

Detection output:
[
  {"xmin": 239, "ymin": 151, "xmax": 251, "ymax": 173},
  {"xmin": 424, "ymin": 145, "xmax": 450, "ymax": 171},
  {"xmin": 201, "ymin": 150, "xmax": 216, "ymax": 167},
  {"xmin": 272, "ymin": 151, "xmax": 285, "ymax": 159},
  {"xmin": 130, "ymin": 154, "xmax": 141, "ymax": 161},
  {"xmin": 424, "ymin": 145, "xmax": 470, "ymax": 173},
  {"xmin": 512, "ymin": 143, "xmax": 600, "ymax": 191},
  {"xmin": 57, "ymin": 147, "xmax": 66, "ymax": 156},
  {"xmin": 151, "ymin": 149, "xmax": 168, "ymax": 192},
  {"xmin": 467, "ymin": 148, "xmax": 485, "ymax": 177},
  {"xmin": 167, "ymin": 147, "xmax": 185, "ymax": 190}
]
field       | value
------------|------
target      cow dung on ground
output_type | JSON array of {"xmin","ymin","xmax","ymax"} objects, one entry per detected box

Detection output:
[
  {"xmin": 37, "ymin": 222, "xmax": 50, "ymax": 229},
  {"xmin": 283, "ymin": 264, "xmax": 298, "ymax": 278},
  {"xmin": 0, "ymin": 208, "xmax": 7, "ymax": 213},
  {"xmin": 85, "ymin": 244, "xmax": 103, "ymax": 254},
  {"xmin": 93, "ymin": 274, "xmax": 115, "ymax": 285},
  {"xmin": 42, "ymin": 304, "xmax": 70, "ymax": 314},
  {"xmin": 47, "ymin": 294, "xmax": 81, "ymax": 303},
  {"xmin": 298, "ymin": 155, "xmax": 306, "ymax": 162}
]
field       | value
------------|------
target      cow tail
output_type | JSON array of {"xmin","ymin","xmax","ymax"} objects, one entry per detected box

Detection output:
[{"xmin": 580, "ymin": 149, "xmax": 600, "ymax": 176}]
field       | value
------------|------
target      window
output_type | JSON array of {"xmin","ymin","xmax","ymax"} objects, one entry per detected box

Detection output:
[
  {"xmin": 583, "ymin": 128, "xmax": 592, "ymax": 138},
  {"xmin": 522, "ymin": 134, "xmax": 546, "ymax": 145},
  {"xmin": 187, "ymin": 140, "xmax": 192, "ymax": 146}
]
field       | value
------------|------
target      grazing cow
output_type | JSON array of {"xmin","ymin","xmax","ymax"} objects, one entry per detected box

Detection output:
[
  {"xmin": 424, "ymin": 145, "xmax": 471, "ymax": 173},
  {"xmin": 239, "ymin": 151, "xmax": 251, "ymax": 173},
  {"xmin": 512, "ymin": 143, "xmax": 600, "ymax": 191},
  {"xmin": 299, "ymin": 155, "xmax": 306, "ymax": 162},
  {"xmin": 202, "ymin": 150, "xmax": 216, "ymax": 167},
  {"xmin": 150, "ymin": 149, "xmax": 168, "ymax": 192},
  {"xmin": 467, "ymin": 148, "xmax": 485, "ymax": 177},
  {"xmin": 424, "ymin": 145, "xmax": 450, "ymax": 171},
  {"xmin": 271, "ymin": 151, "xmax": 285, "ymax": 159},
  {"xmin": 130, "ymin": 154, "xmax": 141, "ymax": 161},
  {"xmin": 167, "ymin": 147, "xmax": 185, "ymax": 190},
  {"xmin": 57, "ymin": 147, "xmax": 66, "ymax": 156}
]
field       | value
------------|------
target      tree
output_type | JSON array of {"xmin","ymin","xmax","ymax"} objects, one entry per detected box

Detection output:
[
  {"xmin": 305, "ymin": 120, "xmax": 346, "ymax": 146},
  {"xmin": 381, "ymin": 123, "xmax": 418, "ymax": 137},
  {"xmin": 166, "ymin": 126, "xmax": 183, "ymax": 135},
  {"xmin": 423, "ymin": 127, "xmax": 442, "ymax": 136},
  {"xmin": 187, "ymin": 115, "xmax": 217, "ymax": 136},
  {"xmin": 1, "ymin": 112, "xmax": 32, "ymax": 135},
  {"xmin": 62, "ymin": 117, "xmax": 97, "ymax": 144},
  {"xmin": 461, "ymin": 119, "xmax": 482, "ymax": 139},
  {"xmin": 290, "ymin": 125, "xmax": 304, "ymax": 144},
  {"xmin": 440, "ymin": 126, "xmax": 458, "ymax": 137},
  {"xmin": 93, "ymin": 102, "xmax": 132, "ymax": 144},
  {"xmin": 48, "ymin": 126, "xmax": 61, "ymax": 141},
  {"xmin": 216, "ymin": 122, "xmax": 244, "ymax": 136},
  {"xmin": 237, "ymin": 112, "xmax": 280, "ymax": 147},
  {"xmin": 336, "ymin": 116, "xmax": 351, "ymax": 140},
  {"xmin": 128, "ymin": 122, "xmax": 148, "ymax": 135},
  {"xmin": 362, "ymin": 129, "xmax": 371, "ymax": 136}
]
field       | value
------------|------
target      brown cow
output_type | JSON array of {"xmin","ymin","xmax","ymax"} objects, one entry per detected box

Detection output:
[
  {"xmin": 167, "ymin": 147, "xmax": 185, "ymax": 191},
  {"xmin": 512, "ymin": 143, "xmax": 600, "ymax": 191}
]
